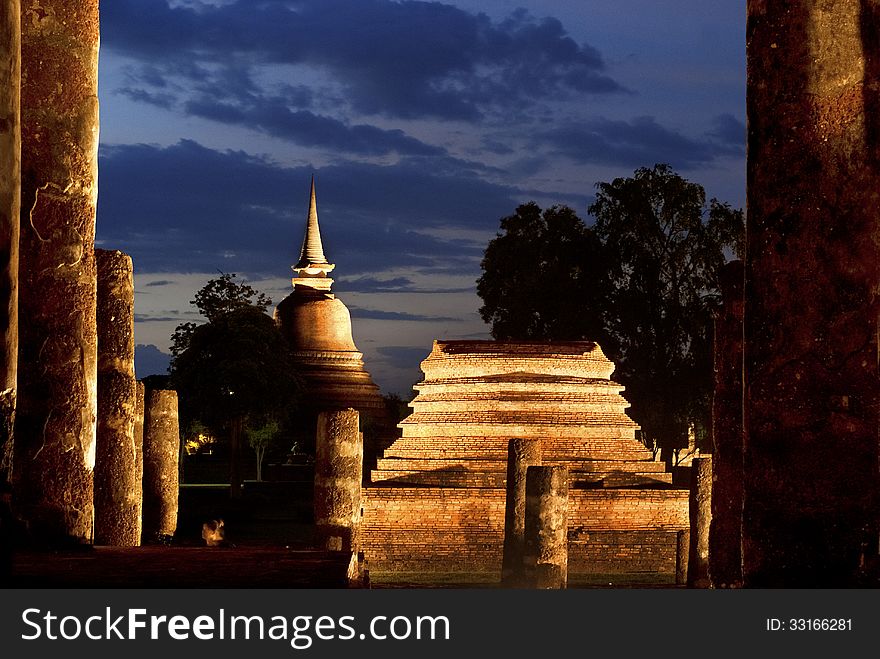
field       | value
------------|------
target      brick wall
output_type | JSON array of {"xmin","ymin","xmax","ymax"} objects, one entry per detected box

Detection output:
[{"xmin": 361, "ymin": 486, "xmax": 688, "ymax": 574}]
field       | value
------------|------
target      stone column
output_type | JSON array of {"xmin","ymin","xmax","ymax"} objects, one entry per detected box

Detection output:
[
  {"xmin": 142, "ymin": 390, "xmax": 179, "ymax": 543},
  {"xmin": 134, "ymin": 381, "xmax": 144, "ymax": 545},
  {"xmin": 94, "ymin": 250, "xmax": 138, "ymax": 546},
  {"xmin": 676, "ymin": 529, "xmax": 690, "ymax": 586},
  {"xmin": 744, "ymin": 1, "xmax": 880, "ymax": 586},
  {"xmin": 709, "ymin": 260, "xmax": 743, "ymax": 588},
  {"xmin": 523, "ymin": 465, "xmax": 568, "ymax": 589},
  {"xmin": 314, "ymin": 408, "xmax": 362, "ymax": 551},
  {"xmin": 501, "ymin": 438, "xmax": 542, "ymax": 585},
  {"xmin": 687, "ymin": 456, "xmax": 712, "ymax": 588},
  {"xmin": 0, "ymin": 0, "xmax": 20, "ymax": 489},
  {"xmin": 12, "ymin": 0, "xmax": 100, "ymax": 545}
]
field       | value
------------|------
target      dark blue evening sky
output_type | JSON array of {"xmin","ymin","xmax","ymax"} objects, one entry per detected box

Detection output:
[{"xmin": 95, "ymin": 0, "xmax": 745, "ymax": 395}]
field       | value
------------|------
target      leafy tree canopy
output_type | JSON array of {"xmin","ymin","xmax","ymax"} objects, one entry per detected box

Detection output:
[
  {"xmin": 477, "ymin": 202, "xmax": 608, "ymax": 343},
  {"xmin": 171, "ymin": 272, "xmax": 272, "ymax": 359},
  {"xmin": 477, "ymin": 164, "xmax": 744, "ymax": 452},
  {"xmin": 169, "ymin": 275, "xmax": 300, "ymax": 495},
  {"xmin": 171, "ymin": 305, "xmax": 300, "ymax": 433},
  {"xmin": 194, "ymin": 272, "xmax": 272, "ymax": 322}
]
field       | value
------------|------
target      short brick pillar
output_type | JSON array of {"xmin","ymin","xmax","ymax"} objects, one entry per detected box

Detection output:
[
  {"xmin": 688, "ymin": 456, "xmax": 712, "ymax": 588},
  {"xmin": 94, "ymin": 249, "xmax": 138, "ymax": 546},
  {"xmin": 314, "ymin": 408, "xmax": 362, "ymax": 551},
  {"xmin": 142, "ymin": 390, "xmax": 179, "ymax": 543},
  {"xmin": 523, "ymin": 465, "xmax": 568, "ymax": 589},
  {"xmin": 502, "ymin": 438, "xmax": 542, "ymax": 585}
]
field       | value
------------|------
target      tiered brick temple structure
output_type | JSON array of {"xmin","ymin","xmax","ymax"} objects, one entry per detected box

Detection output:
[
  {"xmin": 274, "ymin": 179, "xmax": 385, "ymax": 443},
  {"xmin": 361, "ymin": 340, "xmax": 689, "ymax": 577}
]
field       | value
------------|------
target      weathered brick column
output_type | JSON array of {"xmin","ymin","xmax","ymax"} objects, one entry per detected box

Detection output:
[
  {"xmin": 94, "ymin": 250, "xmax": 138, "ymax": 546},
  {"xmin": 709, "ymin": 260, "xmax": 743, "ymax": 588},
  {"xmin": 0, "ymin": 0, "xmax": 20, "ymax": 489},
  {"xmin": 134, "ymin": 381, "xmax": 144, "ymax": 545},
  {"xmin": 744, "ymin": 1, "xmax": 880, "ymax": 585},
  {"xmin": 13, "ymin": 0, "xmax": 100, "ymax": 544},
  {"xmin": 314, "ymin": 408, "xmax": 362, "ymax": 551},
  {"xmin": 501, "ymin": 438, "xmax": 542, "ymax": 585},
  {"xmin": 676, "ymin": 529, "xmax": 690, "ymax": 586},
  {"xmin": 523, "ymin": 465, "xmax": 568, "ymax": 589},
  {"xmin": 687, "ymin": 456, "xmax": 712, "ymax": 588},
  {"xmin": 142, "ymin": 390, "xmax": 179, "ymax": 543}
]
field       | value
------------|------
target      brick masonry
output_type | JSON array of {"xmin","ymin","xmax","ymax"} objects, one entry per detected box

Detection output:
[
  {"xmin": 362, "ymin": 341, "xmax": 689, "ymax": 576},
  {"xmin": 361, "ymin": 487, "xmax": 688, "ymax": 573}
]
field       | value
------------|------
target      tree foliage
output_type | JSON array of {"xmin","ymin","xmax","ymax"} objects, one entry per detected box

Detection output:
[
  {"xmin": 246, "ymin": 419, "xmax": 280, "ymax": 482},
  {"xmin": 170, "ymin": 275, "xmax": 300, "ymax": 496},
  {"xmin": 170, "ymin": 272, "xmax": 272, "ymax": 359},
  {"xmin": 194, "ymin": 272, "xmax": 272, "ymax": 322},
  {"xmin": 477, "ymin": 164, "xmax": 744, "ymax": 452},
  {"xmin": 477, "ymin": 202, "xmax": 608, "ymax": 342}
]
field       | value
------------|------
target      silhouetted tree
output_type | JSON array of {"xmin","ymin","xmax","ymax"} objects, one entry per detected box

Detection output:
[
  {"xmin": 477, "ymin": 202, "xmax": 608, "ymax": 342},
  {"xmin": 477, "ymin": 165, "xmax": 744, "ymax": 456},
  {"xmin": 170, "ymin": 276, "xmax": 300, "ymax": 497}
]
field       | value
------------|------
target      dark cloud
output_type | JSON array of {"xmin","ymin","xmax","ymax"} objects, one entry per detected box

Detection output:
[
  {"xmin": 707, "ymin": 113, "xmax": 746, "ymax": 149},
  {"xmin": 541, "ymin": 116, "xmax": 738, "ymax": 170},
  {"xmin": 183, "ymin": 99, "xmax": 444, "ymax": 156},
  {"xmin": 376, "ymin": 345, "xmax": 433, "ymax": 370},
  {"xmin": 348, "ymin": 307, "xmax": 461, "ymax": 322},
  {"xmin": 103, "ymin": 0, "xmax": 622, "ymax": 122},
  {"xmin": 335, "ymin": 277, "xmax": 475, "ymax": 295},
  {"xmin": 135, "ymin": 344, "xmax": 172, "ymax": 378},
  {"xmin": 335, "ymin": 277, "xmax": 414, "ymax": 293},
  {"xmin": 144, "ymin": 280, "xmax": 174, "ymax": 287},
  {"xmin": 116, "ymin": 87, "xmax": 176, "ymax": 109},
  {"xmin": 97, "ymin": 140, "xmax": 517, "ymax": 276},
  {"xmin": 134, "ymin": 314, "xmax": 188, "ymax": 323}
]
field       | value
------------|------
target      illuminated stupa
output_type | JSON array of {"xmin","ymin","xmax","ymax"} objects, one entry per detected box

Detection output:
[{"xmin": 274, "ymin": 178, "xmax": 385, "ymax": 419}]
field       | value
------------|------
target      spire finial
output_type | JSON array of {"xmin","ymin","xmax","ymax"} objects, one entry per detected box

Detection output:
[
  {"xmin": 292, "ymin": 175, "xmax": 335, "ymax": 291},
  {"xmin": 296, "ymin": 175, "xmax": 329, "ymax": 267}
]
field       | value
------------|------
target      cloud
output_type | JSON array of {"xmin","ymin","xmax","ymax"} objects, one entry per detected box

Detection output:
[
  {"xmin": 183, "ymin": 100, "xmax": 445, "ymax": 156},
  {"xmin": 376, "ymin": 345, "xmax": 433, "ymax": 370},
  {"xmin": 102, "ymin": 0, "xmax": 623, "ymax": 122},
  {"xmin": 335, "ymin": 277, "xmax": 414, "ymax": 293},
  {"xmin": 348, "ymin": 307, "xmax": 461, "ymax": 322},
  {"xmin": 707, "ymin": 113, "xmax": 746, "ymax": 149},
  {"xmin": 540, "ymin": 115, "xmax": 738, "ymax": 170},
  {"xmin": 134, "ymin": 314, "xmax": 189, "ymax": 323},
  {"xmin": 144, "ymin": 280, "xmax": 174, "ymax": 287},
  {"xmin": 96, "ymin": 140, "xmax": 518, "ymax": 276},
  {"xmin": 135, "ymin": 344, "xmax": 172, "ymax": 378},
  {"xmin": 116, "ymin": 87, "xmax": 177, "ymax": 109}
]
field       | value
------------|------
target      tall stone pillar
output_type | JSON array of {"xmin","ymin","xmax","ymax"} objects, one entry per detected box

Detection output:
[
  {"xmin": 94, "ymin": 250, "xmax": 138, "ymax": 546},
  {"xmin": 142, "ymin": 390, "xmax": 179, "ymax": 543},
  {"xmin": 0, "ymin": 0, "xmax": 20, "ymax": 489},
  {"xmin": 501, "ymin": 438, "xmax": 542, "ymax": 585},
  {"xmin": 134, "ymin": 381, "xmax": 144, "ymax": 545},
  {"xmin": 709, "ymin": 260, "xmax": 743, "ymax": 588},
  {"xmin": 687, "ymin": 456, "xmax": 712, "ymax": 588},
  {"xmin": 523, "ymin": 465, "xmax": 568, "ymax": 589},
  {"xmin": 314, "ymin": 408, "xmax": 362, "ymax": 551},
  {"xmin": 745, "ymin": 1, "xmax": 880, "ymax": 586},
  {"xmin": 13, "ymin": 0, "xmax": 100, "ymax": 545}
]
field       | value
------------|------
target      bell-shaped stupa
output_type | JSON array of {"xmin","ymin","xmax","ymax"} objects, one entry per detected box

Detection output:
[{"xmin": 274, "ymin": 177, "xmax": 385, "ymax": 417}]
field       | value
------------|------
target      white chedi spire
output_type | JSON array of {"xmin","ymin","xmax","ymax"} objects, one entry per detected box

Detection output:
[{"xmin": 292, "ymin": 175, "xmax": 335, "ymax": 291}]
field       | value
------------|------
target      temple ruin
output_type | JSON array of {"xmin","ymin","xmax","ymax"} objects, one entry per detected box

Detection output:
[
  {"xmin": 274, "ymin": 178, "xmax": 386, "ymax": 452},
  {"xmin": 361, "ymin": 341, "xmax": 689, "ymax": 578}
]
